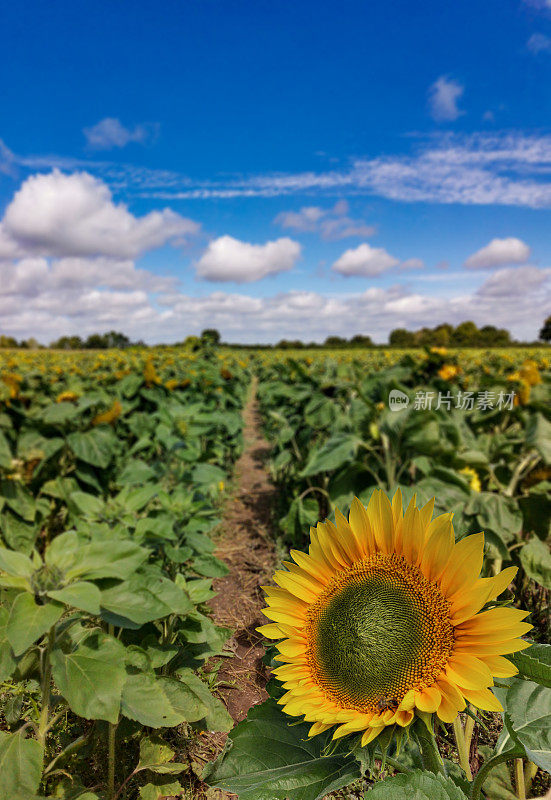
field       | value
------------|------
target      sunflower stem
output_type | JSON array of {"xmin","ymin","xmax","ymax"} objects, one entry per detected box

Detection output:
[
  {"xmin": 453, "ymin": 716, "xmax": 473, "ymax": 781},
  {"xmin": 514, "ymin": 758, "xmax": 525, "ymax": 800},
  {"xmin": 524, "ymin": 760, "xmax": 538, "ymax": 795},
  {"xmin": 414, "ymin": 720, "xmax": 445, "ymax": 775},
  {"xmin": 464, "ymin": 708, "xmax": 476, "ymax": 755},
  {"xmin": 469, "ymin": 748, "xmax": 522, "ymax": 800}
]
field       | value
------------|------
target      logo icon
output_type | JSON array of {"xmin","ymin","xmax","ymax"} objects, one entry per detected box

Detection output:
[{"xmin": 388, "ymin": 390, "xmax": 410, "ymax": 411}]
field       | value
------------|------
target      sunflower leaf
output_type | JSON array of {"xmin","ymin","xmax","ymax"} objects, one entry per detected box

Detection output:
[
  {"xmin": 368, "ymin": 770, "xmax": 467, "ymax": 799},
  {"xmin": 381, "ymin": 769, "xmax": 468, "ymax": 799},
  {"xmin": 509, "ymin": 642, "xmax": 551, "ymax": 688},
  {"xmin": 203, "ymin": 698, "xmax": 360, "ymax": 800},
  {"xmin": 501, "ymin": 678, "xmax": 551, "ymax": 774}
]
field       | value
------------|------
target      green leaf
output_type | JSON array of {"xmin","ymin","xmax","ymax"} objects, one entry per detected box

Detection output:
[
  {"xmin": 0, "ymin": 480, "xmax": 35, "ymax": 521},
  {"xmin": 138, "ymin": 780, "xmax": 182, "ymax": 800},
  {"xmin": 51, "ymin": 632, "xmax": 125, "ymax": 723},
  {"xmin": 519, "ymin": 537, "xmax": 551, "ymax": 589},
  {"xmin": 100, "ymin": 572, "xmax": 192, "ymax": 627},
  {"xmin": 0, "ymin": 430, "xmax": 12, "ymax": 468},
  {"xmin": 192, "ymin": 554, "xmax": 229, "ymax": 578},
  {"xmin": 176, "ymin": 667, "xmax": 233, "ymax": 731},
  {"xmin": 0, "ymin": 607, "xmax": 16, "ymax": 682},
  {"xmin": 191, "ymin": 463, "xmax": 227, "ymax": 486},
  {"xmin": 67, "ymin": 429, "xmax": 115, "ymax": 469},
  {"xmin": 136, "ymin": 736, "xmax": 186, "ymax": 774},
  {"xmin": 42, "ymin": 402, "xmax": 80, "ymax": 425},
  {"xmin": 300, "ymin": 434, "xmax": 361, "ymax": 477},
  {"xmin": 0, "ymin": 546, "xmax": 34, "ymax": 590},
  {"xmin": 471, "ymin": 493, "xmax": 522, "ymax": 544},
  {"xmin": 63, "ymin": 539, "xmax": 148, "ymax": 581},
  {"xmin": 47, "ymin": 581, "xmax": 101, "ymax": 615},
  {"xmin": 121, "ymin": 672, "xmax": 207, "ymax": 727},
  {"xmin": 509, "ymin": 642, "xmax": 551, "ymax": 688},
  {"xmin": 504, "ymin": 678, "xmax": 551, "ymax": 773},
  {"xmin": 368, "ymin": 770, "xmax": 467, "ymax": 799},
  {"xmin": 67, "ymin": 491, "xmax": 104, "ymax": 518},
  {"xmin": 6, "ymin": 594, "xmax": 63, "ymax": 656},
  {"xmin": 0, "ymin": 730, "xmax": 43, "ymax": 800},
  {"xmin": 118, "ymin": 460, "xmax": 156, "ymax": 485},
  {"xmin": 0, "ymin": 512, "xmax": 37, "ymax": 555},
  {"xmin": 526, "ymin": 412, "xmax": 551, "ymax": 464},
  {"xmin": 204, "ymin": 698, "xmax": 360, "ymax": 800}
]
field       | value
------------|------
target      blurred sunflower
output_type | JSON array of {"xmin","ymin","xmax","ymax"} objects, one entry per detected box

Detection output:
[{"xmin": 259, "ymin": 490, "xmax": 530, "ymax": 745}]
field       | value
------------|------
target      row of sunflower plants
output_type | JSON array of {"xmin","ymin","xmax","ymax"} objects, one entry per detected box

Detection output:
[
  {"xmin": 204, "ymin": 348, "xmax": 550, "ymax": 799},
  {"xmin": 256, "ymin": 348, "xmax": 550, "ymax": 603},
  {"xmin": 0, "ymin": 348, "xmax": 249, "ymax": 800}
]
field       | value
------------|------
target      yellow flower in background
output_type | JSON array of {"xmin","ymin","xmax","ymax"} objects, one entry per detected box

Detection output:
[
  {"xmin": 143, "ymin": 358, "xmax": 161, "ymax": 387},
  {"xmin": 430, "ymin": 347, "xmax": 448, "ymax": 356},
  {"xmin": 438, "ymin": 364, "xmax": 461, "ymax": 381},
  {"xmin": 259, "ymin": 490, "xmax": 530, "ymax": 745},
  {"xmin": 460, "ymin": 467, "xmax": 481, "ymax": 493},
  {"xmin": 56, "ymin": 390, "xmax": 79, "ymax": 403},
  {"xmin": 518, "ymin": 360, "xmax": 541, "ymax": 387},
  {"xmin": 165, "ymin": 379, "xmax": 179, "ymax": 391},
  {"xmin": 92, "ymin": 399, "xmax": 122, "ymax": 426},
  {"xmin": 1, "ymin": 373, "xmax": 23, "ymax": 399}
]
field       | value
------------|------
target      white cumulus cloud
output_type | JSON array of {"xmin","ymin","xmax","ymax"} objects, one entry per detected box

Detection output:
[
  {"xmin": 428, "ymin": 77, "xmax": 465, "ymax": 122},
  {"xmin": 332, "ymin": 243, "xmax": 400, "ymax": 276},
  {"xmin": 83, "ymin": 118, "xmax": 159, "ymax": 150},
  {"xmin": 195, "ymin": 235, "xmax": 301, "ymax": 282},
  {"xmin": 464, "ymin": 237, "xmax": 531, "ymax": 269},
  {"xmin": 0, "ymin": 169, "xmax": 199, "ymax": 259}
]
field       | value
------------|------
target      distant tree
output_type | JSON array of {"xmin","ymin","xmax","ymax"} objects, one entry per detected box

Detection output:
[
  {"xmin": 432, "ymin": 324, "xmax": 453, "ymax": 346},
  {"xmin": 540, "ymin": 315, "xmax": 551, "ymax": 342},
  {"xmin": 201, "ymin": 329, "xmax": 221, "ymax": 346},
  {"xmin": 389, "ymin": 328, "xmax": 415, "ymax": 347},
  {"xmin": 451, "ymin": 321, "xmax": 479, "ymax": 346},
  {"xmin": 0, "ymin": 335, "xmax": 19, "ymax": 348},
  {"xmin": 276, "ymin": 339, "xmax": 304, "ymax": 349},
  {"xmin": 478, "ymin": 325, "xmax": 511, "ymax": 347},
  {"xmin": 324, "ymin": 336, "xmax": 347, "ymax": 348},
  {"xmin": 349, "ymin": 334, "xmax": 374, "ymax": 347},
  {"xmin": 105, "ymin": 331, "xmax": 131, "ymax": 348},
  {"xmin": 51, "ymin": 335, "xmax": 84, "ymax": 349}
]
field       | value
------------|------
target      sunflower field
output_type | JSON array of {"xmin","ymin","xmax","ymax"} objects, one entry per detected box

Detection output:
[
  {"xmin": 0, "ymin": 348, "xmax": 248, "ymax": 799},
  {"xmin": 1, "ymin": 345, "xmax": 550, "ymax": 800}
]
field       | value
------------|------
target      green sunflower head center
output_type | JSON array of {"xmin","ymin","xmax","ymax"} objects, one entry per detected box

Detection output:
[{"xmin": 306, "ymin": 554, "xmax": 454, "ymax": 713}]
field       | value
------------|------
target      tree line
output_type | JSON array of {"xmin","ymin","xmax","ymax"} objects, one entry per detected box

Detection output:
[{"xmin": 1, "ymin": 316, "xmax": 550, "ymax": 349}]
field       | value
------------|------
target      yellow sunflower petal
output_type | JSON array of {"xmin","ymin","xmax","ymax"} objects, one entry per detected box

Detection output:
[
  {"xmin": 445, "ymin": 653, "xmax": 494, "ymax": 689},
  {"xmin": 256, "ymin": 623, "xmax": 284, "ymax": 638},
  {"xmin": 440, "ymin": 533, "xmax": 485, "ymax": 596},
  {"xmin": 349, "ymin": 496, "xmax": 376, "ymax": 554},
  {"xmin": 461, "ymin": 687, "xmax": 503, "ymax": 712},
  {"xmin": 479, "ymin": 655, "xmax": 519, "ymax": 678},
  {"xmin": 454, "ymin": 639, "xmax": 532, "ymax": 656},
  {"xmin": 415, "ymin": 685, "xmax": 442, "ymax": 713},
  {"xmin": 361, "ymin": 726, "xmax": 383, "ymax": 746}
]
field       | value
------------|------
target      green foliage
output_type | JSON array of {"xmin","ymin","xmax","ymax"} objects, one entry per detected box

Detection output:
[
  {"xmin": 205, "ymin": 698, "xmax": 361, "ymax": 799},
  {"xmin": 0, "ymin": 349, "xmax": 249, "ymax": 797}
]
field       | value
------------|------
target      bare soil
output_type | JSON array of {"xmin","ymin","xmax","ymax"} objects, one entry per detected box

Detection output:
[{"xmin": 187, "ymin": 379, "xmax": 278, "ymax": 798}]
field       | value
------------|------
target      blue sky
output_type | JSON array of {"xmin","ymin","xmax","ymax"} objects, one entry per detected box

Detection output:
[{"xmin": 1, "ymin": 0, "xmax": 550, "ymax": 343}]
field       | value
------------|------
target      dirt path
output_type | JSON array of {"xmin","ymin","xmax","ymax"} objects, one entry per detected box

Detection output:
[{"xmin": 190, "ymin": 378, "xmax": 278, "ymax": 796}]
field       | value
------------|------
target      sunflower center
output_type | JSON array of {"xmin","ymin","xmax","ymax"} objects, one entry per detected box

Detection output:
[{"xmin": 306, "ymin": 553, "xmax": 454, "ymax": 713}]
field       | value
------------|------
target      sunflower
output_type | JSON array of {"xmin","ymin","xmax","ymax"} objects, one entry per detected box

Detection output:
[{"xmin": 259, "ymin": 490, "xmax": 531, "ymax": 746}]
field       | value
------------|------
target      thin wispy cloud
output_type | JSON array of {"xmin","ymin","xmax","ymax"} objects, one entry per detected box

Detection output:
[
  {"xmin": 274, "ymin": 201, "xmax": 376, "ymax": 240},
  {"xmin": 527, "ymin": 32, "xmax": 551, "ymax": 53},
  {"xmin": 83, "ymin": 118, "xmax": 160, "ymax": 150},
  {"xmin": 5, "ymin": 131, "xmax": 551, "ymax": 209}
]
